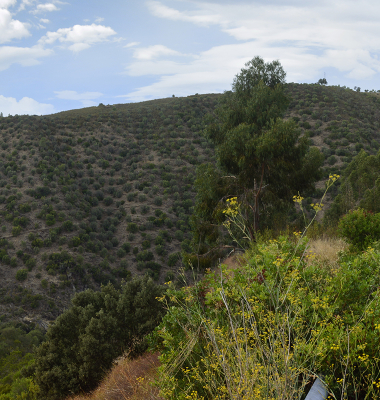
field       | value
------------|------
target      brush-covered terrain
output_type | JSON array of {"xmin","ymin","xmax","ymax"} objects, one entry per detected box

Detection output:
[
  {"xmin": 0, "ymin": 94, "xmax": 219, "ymax": 322},
  {"xmin": 2, "ymin": 69, "xmax": 380, "ymax": 399},
  {"xmin": 1, "ymin": 84, "xmax": 380, "ymax": 321}
]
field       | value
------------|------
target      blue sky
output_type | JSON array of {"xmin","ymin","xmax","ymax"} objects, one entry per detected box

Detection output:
[{"xmin": 1, "ymin": 0, "xmax": 380, "ymax": 115}]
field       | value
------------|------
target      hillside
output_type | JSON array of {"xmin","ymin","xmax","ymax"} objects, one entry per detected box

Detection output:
[
  {"xmin": 0, "ymin": 94, "xmax": 218, "ymax": 322},
  {"xmin": 1, "ymin": 84, "xmax": 380, "ymax": 323}
]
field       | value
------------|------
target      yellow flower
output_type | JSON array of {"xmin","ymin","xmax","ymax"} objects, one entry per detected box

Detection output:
[
  {"xmin": 311, "ymin": 202, "xmax": 324, "ymax": 212},
  {"xmin": 293, "ymin": 194, "xmax": 304, "ymax": 204}
]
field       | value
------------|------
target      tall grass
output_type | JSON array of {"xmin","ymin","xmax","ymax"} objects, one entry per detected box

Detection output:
[{"xmin": 68, "ymin": 353, "xmax": 163, "ymax": 400}]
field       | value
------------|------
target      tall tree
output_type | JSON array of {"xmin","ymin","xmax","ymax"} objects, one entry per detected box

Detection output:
[{"xmin": 191, "ymin": 57, "xmax": 323, "ymax": 256}]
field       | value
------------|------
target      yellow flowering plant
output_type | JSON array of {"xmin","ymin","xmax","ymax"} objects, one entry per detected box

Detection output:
[{"xmin": 150, "ymin": 173, "xmax": 380, "ymax": 400}]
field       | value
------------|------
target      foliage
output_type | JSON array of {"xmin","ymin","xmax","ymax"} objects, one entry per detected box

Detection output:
[
  {"xmin": 325, "ymin": 149, "xmax": 380, "ymax": 224},
  {"xmin": 0, "ymin": 322, "xmax": 44, "ymax": 400},
  {"xmin": 1, "ymin": 80, "xmax": 380, "ymax": 316},
  {"xmin": 338, "ymin": 208, "xmax": 380, "ymax": 251},
  {"xmin": 34, "ymin": 276, "xmax": 166, "ymax": 399},
  {"xmin": 192, "ymin": 57, "xmax": 323, "ymax": 257},
  {"xmin": 151, "ymin": 235, "xmax": 380, "ymax": 400}
]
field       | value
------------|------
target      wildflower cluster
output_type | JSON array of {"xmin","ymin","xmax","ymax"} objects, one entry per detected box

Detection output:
[
  {"xmin": 222, "ymin": 196, "xmax": 253, "ymax": 246},
  {"xmin": 292, "ymin": 194, "xmax": 304, "ymax": 205},
  {"xmin": 222, "ymin": 197, "xmax": 239, "ymax": 217}
]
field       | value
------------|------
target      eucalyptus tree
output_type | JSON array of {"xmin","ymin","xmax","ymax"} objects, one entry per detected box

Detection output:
[{"xmin": 191, "ymin": 56, "xmax": 323, "ymax": 255}]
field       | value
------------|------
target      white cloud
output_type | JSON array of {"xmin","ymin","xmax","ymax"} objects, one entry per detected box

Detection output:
[
  {"xmin": 54, "ymin": 90, "xmax": 103, "ymax": 106},
  {"xmin": 0, "ymin": 45, "xmax": 52, "ymax": 71},
  {"xmin": 0, "ymin": 95, "xmax": 55, "ymax": 116},
  {"xmin": 0, "ymin": 8, "xmax": 30, "ymax": 43},
  {"xmin": 147, "ymin": 0, "xmax": 224, "ymax": 26},
  {"xmin": 17, "ymin": 0, "xmax": 33, "ymax": 12},
  {"xmin": 40, "ymin": 18, "xmax": 50, "ymax": 23},
  {"xmin": 32, "ymin": 3, "xmax": 59, "ymax": 13},
  {"xmin": 39, "ymin": 23, "xmax": 117, "ymax": 52},
  {"xmin": 131, "ymin": 0, "xmax": 380, "ymax": 101},
  {"xmin": 94, "ymin": 17, "xmax": 104, "ymax": 23},
  {"xmin": 122, "ymin": 40, "xmax": 348, "ymax": 101},
  {"xmin": 0, "ymin": 0, "xmax": 16, "ymax": 8},
  {"xmin": 124, "ymin": 41, "xmax": 140, "ymax": 48},
  {"xmin": 133, "ymin": 44, "xmax": 183, "ymax": 60}
]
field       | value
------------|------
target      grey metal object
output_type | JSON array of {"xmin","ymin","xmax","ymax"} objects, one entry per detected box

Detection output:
[{"xmin": 304, "ymin": 377, "xmax": 328, "ymax": 400}]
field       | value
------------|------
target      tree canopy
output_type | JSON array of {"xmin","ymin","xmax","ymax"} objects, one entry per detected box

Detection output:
[
  {"xmin": 191, "ymin": 56, "xmax": 323, "ymax": 257},
  {"xmin": 33, "ymin": 276, "xmax": 166, "ymax": 400}
]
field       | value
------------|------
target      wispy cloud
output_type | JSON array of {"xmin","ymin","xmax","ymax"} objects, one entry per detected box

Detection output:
[
  {"xmin": 123, "ymin": 0, "xmax": 380, "ymax": 101},
  {"xmin": 0, "ymin": 45, "xmax": 52, "ymax": 71},
  {"xmin": 31, "ymin": 2, "xmax": 59, "ymax": 14},
  {"xmin": 39, "ymin": 23, "xmax": 117, "ymax": 52},
  {"xmin": 146, "ymin": 0, "xmax": 224, "ymax": 26},
  {"xmin": 54, "ymin": 90, "xmax": 103, "ymax": 107},
  {"xmin": 132, "ymin": 44, "xmax": 184, "ymax": 60},
  {"xmin": 0, "ymin": 94, "xmax": 55, "ymax": 115},
  {"xmin": 124, "ymin": 41, "xmax": 140, "ymax": 48}
]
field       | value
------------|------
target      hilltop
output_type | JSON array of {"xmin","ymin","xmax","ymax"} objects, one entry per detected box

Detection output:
[{"xmin": 1, "ymin": 84, "xmax": 380, "ymax": 323}]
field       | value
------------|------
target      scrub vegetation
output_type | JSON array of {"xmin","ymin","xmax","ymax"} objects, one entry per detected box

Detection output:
[{"xmin": 2, "ymin": 56, "xmax": 380, "ymax": 399}]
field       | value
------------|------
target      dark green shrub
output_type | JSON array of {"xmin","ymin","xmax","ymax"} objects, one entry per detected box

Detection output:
[
  {"xmin": 16, "ymin": 269, "xmax": 28, "ymax": 281},
  {"xmin": 127, "ymin": 223, "xmax": 138, "ymax": 233},
  {"xmin": 155, "ymin": 235, "xmax": 164, "ymax": 246},
  {"xmin": 155, "ymin": 245, "xmax": 166, "ymax": 256},
  {"xmin": 154, "ymin": 197, "xmax": 163, "ymax": 206},
  {"xmin": 141, "ymin": 205, "xmax": 150, "ymax": 214},
  {"xmin": 46, "ymin": 214, "xmax": 56, "ymax": 226},
  {"xmin": 62, "ymin": 220, "xmax": 74, "ymax": 231},
  {"xmin": 122, "ymin": 242, "xmax": 131, "ymax": 253},
  {"xmin": 175, "ymin": 230, "xmax": 184, "ymax": 241},
  {"xmin": 136, "ymin": 250, "xmax": 154, "ymax": 262},
  {"xmin": 117, "ymin": 248, "xmax": 126, "ymax": 258},
  {"xmin": 103, "ymin": 196, "xmax": 113, "ymax": 206},
  {"xmin": 70, "ymin": 237, "xmax": 81, "ymax": 247},
  {"xmin": 327, "ymin": 155, "xmax": 337, "ymax": 165},
  {"xmin": 12, "ymin": 226, "xmax": 22, "ymax": 236},
  {"xmin": 34, "ymin": 278, "xmax": 166, "ymax": 399},
  {"xmin": 168, "ymin": 252, "xmax": 180, "ymax": 267},
  {"xmin": 25, "ymin": 258, "xmax": 36, "ymax": 271},
  {"xmin": 338, "ymin": 208, "xmax": 380, "ymax": 251},
  {"xmin": 142, "ymin": 240, "xmax": 151, "ymax": 249}
]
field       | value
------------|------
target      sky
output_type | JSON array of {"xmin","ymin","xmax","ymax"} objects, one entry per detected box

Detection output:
[{"xmin": 1, "ymin": 0, "xmax": 380, "ymax": 116}]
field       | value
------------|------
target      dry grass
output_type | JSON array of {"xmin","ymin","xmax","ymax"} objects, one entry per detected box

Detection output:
[
  {"xmin": 306, "ymin": 236, "xmax": 348, "ymax": 266},
  {"xmin": 68, "ymin": 352, "xmax": 164, "ymax": 400}
]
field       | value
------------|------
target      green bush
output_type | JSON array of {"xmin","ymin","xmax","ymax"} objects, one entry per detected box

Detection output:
[
  {"xmin": 12, "ymin": 226, "xmax": 22, "ymax": 236},
  {"xmin": 15, "ymin": 269, "xmax": 28, "ymax": 281},
  {"xmin": 127, "ymin": 223, "xmax": 138, "ymax": 233},
  {"xmin": 338, "ymin": 208, "xmax": 380, "ymax": 251},
  {"xmin": 103, "ymin": 196, "xmax": 113, "ymax": 206},
  {"xmin": 152, "ymin": 236, "xmax": 380, "ymax": 400},
  {"xmin": 34, "ymin": 277, "xmax": 166, "ymax": 399},
  {"xmin": 45, "ymin": 214, "xmax": 56, "ymax": 226},
  {"xmin": 154, "ymin": 197, "xmax": 163, "ymax": 206},
  {"xmin": 167, "ymin": 252, "xmax": 180, "ymax": 267},
  {"xmin": 136, "ymin": 250, "xmax": 154, "ymax": 262}
]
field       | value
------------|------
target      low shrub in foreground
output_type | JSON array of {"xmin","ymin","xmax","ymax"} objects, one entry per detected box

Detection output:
[{"xmin": 151, "ymin": 235, "xmax": 380, "ymax": 400}]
